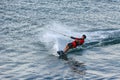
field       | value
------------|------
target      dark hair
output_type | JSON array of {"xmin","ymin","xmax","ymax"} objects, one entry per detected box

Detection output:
[{"xmin": 83, "ymin": 35, "xmax": 86, "ymax": 39}]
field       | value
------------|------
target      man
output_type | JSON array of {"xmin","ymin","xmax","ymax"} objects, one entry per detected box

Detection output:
[
  {"xmin": 57, "ymin": 34, "xmax": 86, "ymax": 60},
  {"xmin": 63, "ymin": 34, "xmax": 86, "ymax": 53}
]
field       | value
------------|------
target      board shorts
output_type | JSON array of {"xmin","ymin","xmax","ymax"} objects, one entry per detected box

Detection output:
[{"xmin": 68, "ymin": 43, "xmax": 74, "ymax": 49}]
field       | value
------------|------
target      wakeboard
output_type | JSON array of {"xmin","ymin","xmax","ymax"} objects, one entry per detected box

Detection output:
[{"xmin": 57, "ymin": 51, "xmax": 68, "ymax": 60}]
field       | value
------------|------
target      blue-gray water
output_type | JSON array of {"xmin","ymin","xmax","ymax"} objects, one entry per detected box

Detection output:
[{"xmin": 0, "ymin": 0, "xmax": 120, "ymax": 80}]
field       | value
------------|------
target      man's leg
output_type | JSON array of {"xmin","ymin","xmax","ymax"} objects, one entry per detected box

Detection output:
[{"xmin": 64, "ymin": 44, "xmax": 70, "ymax": 53}]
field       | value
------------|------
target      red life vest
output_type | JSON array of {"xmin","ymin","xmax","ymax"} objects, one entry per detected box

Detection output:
[{"xmin": 71, "ymin": 38, "xmax": 84, "ymax": 48}]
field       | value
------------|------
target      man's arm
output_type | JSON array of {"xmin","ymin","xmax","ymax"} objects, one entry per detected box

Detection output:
[
  {"xmin": 70, "ymin": 36, "xmax": 76, "ymax": 39},
  {"xmin": 70, "ymin": 36, "xmax": 82, "ymax": 39}
]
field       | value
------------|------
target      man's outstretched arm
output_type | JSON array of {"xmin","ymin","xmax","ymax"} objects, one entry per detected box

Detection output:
[
  {"xmin": 70, "ymin": 36, "xmax": 82, "ymax": 40},
  {"xmin": 70, "ymin": 36, "xmax": 76, "ymax": 39}
]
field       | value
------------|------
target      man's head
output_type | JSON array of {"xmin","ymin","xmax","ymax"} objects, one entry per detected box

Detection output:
[{"xmin": 82, "ymin": 35, "xmax": 86, "ymax": 39}]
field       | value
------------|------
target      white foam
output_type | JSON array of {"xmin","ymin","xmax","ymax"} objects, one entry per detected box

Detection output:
[{"xmin": 39, "ymin": 22, "xmax": 73, "ymax": 56}]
